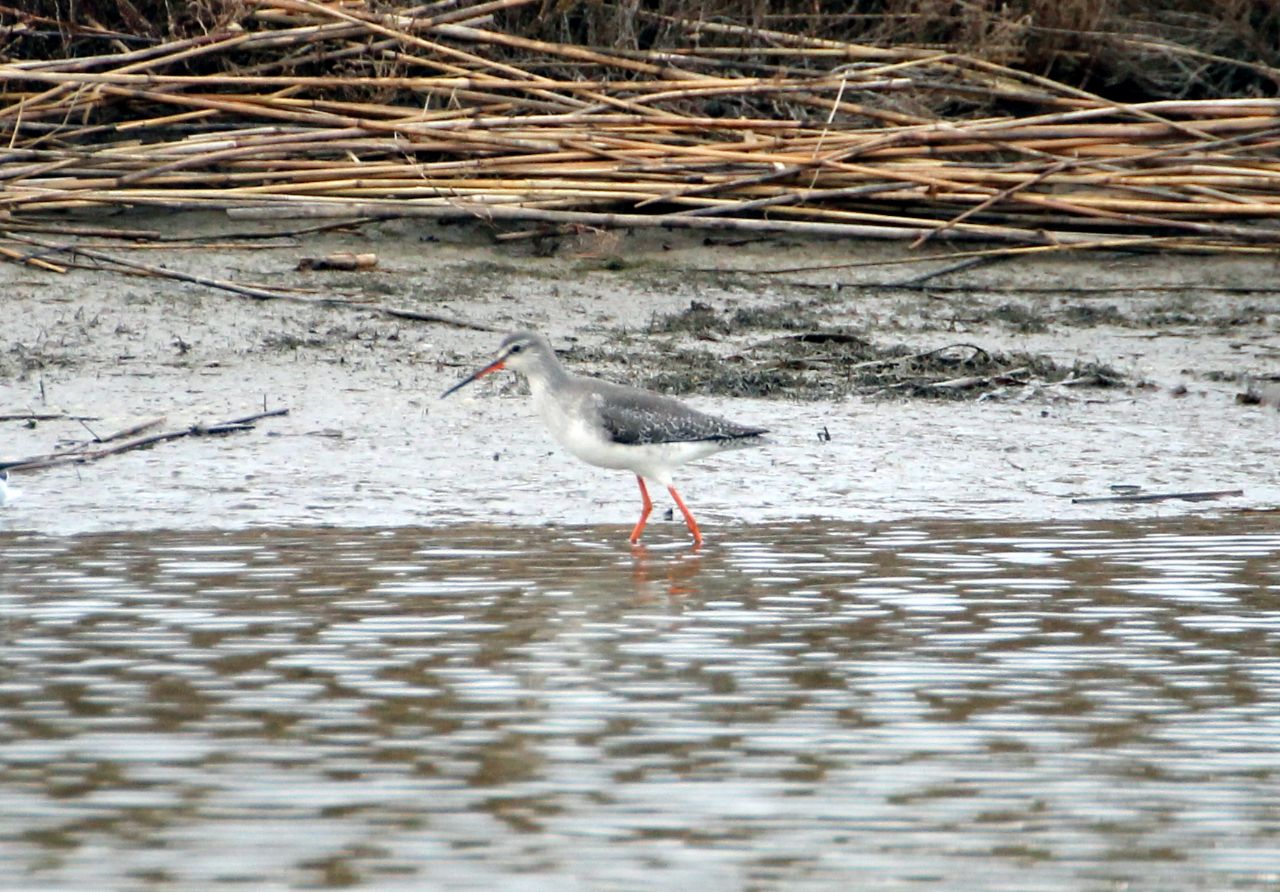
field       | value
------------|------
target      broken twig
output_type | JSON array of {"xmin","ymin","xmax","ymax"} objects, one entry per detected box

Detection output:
[
  {"xmin": 1, "ymin": 407, "xmax": 289, "ymax": 473},
  {"xmin": 1072, "ymin": 488, "xmax": 1244, "ymax": 504}
]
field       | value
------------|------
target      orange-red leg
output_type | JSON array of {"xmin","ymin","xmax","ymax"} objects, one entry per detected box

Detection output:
[
  {"xmin": 667, "ymin": 485, "xmax": 703, "ymax": 546},
  {"xmin": 629, "ymin": 476, "xmax": 654, "ymax": 544}
]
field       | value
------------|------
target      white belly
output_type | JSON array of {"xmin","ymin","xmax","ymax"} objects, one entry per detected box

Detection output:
[{"xmin": 529, "ymin": 382, "xmax": 724, "ymax": 485}]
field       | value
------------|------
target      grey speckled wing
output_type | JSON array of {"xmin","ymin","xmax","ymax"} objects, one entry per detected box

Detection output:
[{"xmin": 590, "ymin": 381, "xmax": 768, "ymax": 445}]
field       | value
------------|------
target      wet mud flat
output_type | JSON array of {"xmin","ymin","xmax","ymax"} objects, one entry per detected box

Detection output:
[{"xmin": 1, "ymin": 210, "xmax": 1279, "ymax": 533}]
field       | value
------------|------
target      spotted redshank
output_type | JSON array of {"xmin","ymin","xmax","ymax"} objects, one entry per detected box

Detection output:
[{"xmin": 442, "ymin": 330, "xmax": 767, "ymax": 546}]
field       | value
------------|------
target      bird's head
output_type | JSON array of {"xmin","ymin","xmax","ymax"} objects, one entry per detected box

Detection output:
[{"xmin": 441, "ymin": 330, "xmax": 557, "ymax": 398}]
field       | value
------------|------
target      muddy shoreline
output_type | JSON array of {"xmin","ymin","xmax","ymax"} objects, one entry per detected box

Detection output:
[{"xmin": 1, "ymin": 210, "xmax": 1277, "ymax": 536}]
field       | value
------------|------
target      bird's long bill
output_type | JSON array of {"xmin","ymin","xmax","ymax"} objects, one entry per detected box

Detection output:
[{"xmin": 440, "ymin": 359, "xmax": 505, "ymax": 398}]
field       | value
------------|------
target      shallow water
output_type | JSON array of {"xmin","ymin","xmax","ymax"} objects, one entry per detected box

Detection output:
[{"xmin": 3, "ymin": 517, "xmax": 1280, "ymax": 891}]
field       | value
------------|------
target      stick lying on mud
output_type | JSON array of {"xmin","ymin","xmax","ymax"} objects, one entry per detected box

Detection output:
[
  {"xmin": 1072, "ymin": 488, "xmax": 1244, "ymax": 504},
  {"xmin": 0, "ymin": 410, "xmax": 101, "ymax": 423},
  {"xmin": 1, "ymin": 408, "xmax": 290, "ymax": 473},
  {"xmin": 2, "ymin": 232, "xmax": 496, "ymax": 333}
]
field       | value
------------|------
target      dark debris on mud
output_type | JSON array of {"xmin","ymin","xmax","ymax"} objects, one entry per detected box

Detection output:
[{"xmin": 567, "ymin": 300, "xmax": 1129, "ymax": 402}]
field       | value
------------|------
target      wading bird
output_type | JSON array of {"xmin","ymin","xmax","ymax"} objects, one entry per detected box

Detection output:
[{"xmin": 442, "ymin": 331, "xmax": 767, "ymax": 546}]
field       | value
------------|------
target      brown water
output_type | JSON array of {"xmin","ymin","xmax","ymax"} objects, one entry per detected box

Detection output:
[{"xmin": 3, "ymin": 518, "xmax": 1280, "ymax": 891}]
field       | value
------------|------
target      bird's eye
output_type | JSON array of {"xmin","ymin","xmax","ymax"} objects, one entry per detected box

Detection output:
[{"xmin": 510, "ymin": 344, "xmax": 523, "ymax": 354}]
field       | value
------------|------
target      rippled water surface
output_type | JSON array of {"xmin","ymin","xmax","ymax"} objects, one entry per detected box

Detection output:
[{"xmin": 3, "ymin": 517, "xmax": 1280, "ymax": 891}]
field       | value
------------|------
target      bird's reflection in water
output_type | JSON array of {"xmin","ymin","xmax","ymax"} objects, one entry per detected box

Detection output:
[{"xmin": 628, "ymin": 542, "xmax": 706, "ymax": 598}]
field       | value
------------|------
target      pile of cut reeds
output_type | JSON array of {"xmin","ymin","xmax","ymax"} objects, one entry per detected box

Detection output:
[{"xmin": 3, "ymin": 0, "xmax": 1280, "ymax": 251}]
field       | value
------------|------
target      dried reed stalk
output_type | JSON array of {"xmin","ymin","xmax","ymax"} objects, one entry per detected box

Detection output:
[{"xmin": 1, "ymin": 0, "xmax": 1279, "ymax": 252}]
